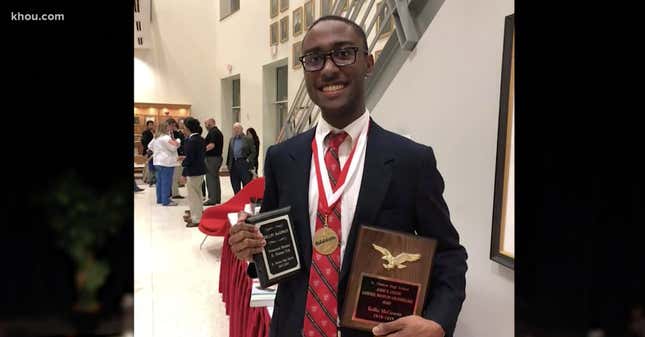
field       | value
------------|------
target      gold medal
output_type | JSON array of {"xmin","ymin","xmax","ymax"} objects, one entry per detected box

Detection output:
[{"xmin": 313, "ymin": 227, "xmax": 339, "ymax": 255}]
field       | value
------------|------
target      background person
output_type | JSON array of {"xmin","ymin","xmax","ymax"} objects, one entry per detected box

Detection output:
[
  {"xmin": 167, "ymin": 118, "xmax": 185, "ymax": 199},
  {"xmin": 149, "ymin": 120, "xmax": 180, "ymax": 206},
  {"xmin": 180, "ymin": 117, "xmax": 207, "ymax": 228},
  {"xmin": 246, "ymin": 127, "xmax": 260, "ymax": 178},
  {"xmin": 203, "ymin": 118, "xmax": 224, "ymax": 206},
  {"xmin": 225, "ymin": 122, "xmax": 256, "ymax": 194},
  {"xmin": 141, "ymin": 120, "xmax": 156, "ymax": 186}
]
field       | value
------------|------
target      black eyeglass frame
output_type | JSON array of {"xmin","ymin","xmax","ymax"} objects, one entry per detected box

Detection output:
[{"xmin": 298, "ymin": 46, "xmax": 369, "ymax": 72}]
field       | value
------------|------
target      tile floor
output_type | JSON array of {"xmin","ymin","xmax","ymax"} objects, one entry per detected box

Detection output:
[{"xmin": 134, "ymin": 178, "xmax": 233, "ymax": 337}]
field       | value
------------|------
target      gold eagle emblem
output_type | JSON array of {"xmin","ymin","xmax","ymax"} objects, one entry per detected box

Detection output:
[{"xmin": 372, "ymin": 244, "xmax": 421, "ymax": 269}]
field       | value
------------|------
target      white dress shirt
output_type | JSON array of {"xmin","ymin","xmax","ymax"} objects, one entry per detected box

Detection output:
[
  {"xmin": 150, "ymin": 134, "xmax": 180, "ymax": 167},
  {"xmin": 308, "ymin": 110, "xmax": 370, "ymax": 265}
]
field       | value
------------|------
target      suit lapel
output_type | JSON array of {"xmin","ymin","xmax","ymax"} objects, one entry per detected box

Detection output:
[
  {"xmin": 340, "ymin": 120, "xmax": 394, "ymax": 284},
  {"xmin": 289, "ymin": 128, "xmax": 316, "ymax": 271}
]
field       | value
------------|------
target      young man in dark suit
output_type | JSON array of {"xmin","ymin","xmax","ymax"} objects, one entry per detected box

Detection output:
[{"xmin": 228, "ymin": 16, "xmax": 467, "ymax": 337}]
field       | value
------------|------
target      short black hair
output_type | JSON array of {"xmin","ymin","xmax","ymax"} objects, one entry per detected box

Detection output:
[
  {"xmin": 304, "ymin": 15, "xmax": 368, "ymax": 52},
  {"xmin": 166, "ymin": 118, "xmax": 178, "ymax": 127},
  {"xmin": 146, "ymin": 120, "xmax": 154, "ymax": 126},
  {"xmin": 184, "ymin": 117, "xmax": 201, "ymax": 134}
]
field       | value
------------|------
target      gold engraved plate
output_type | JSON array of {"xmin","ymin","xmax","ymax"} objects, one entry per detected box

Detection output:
[
  {"xmin": 313, "ymin": 227, "xmax": 339, "ymax": 255},
  {"xmin": 372, "ymin": 244, "xmax": 421, "ymax": 269}
]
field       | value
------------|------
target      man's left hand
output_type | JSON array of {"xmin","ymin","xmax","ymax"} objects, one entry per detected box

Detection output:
[{"xmin": 372, "ymin": 315, "xmax": 445, "ymax": 337}]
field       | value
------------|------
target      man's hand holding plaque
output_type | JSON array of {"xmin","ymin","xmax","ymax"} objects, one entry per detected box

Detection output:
[
  {"xmin": 228, "ymin": 211, "xmax": 266, "ymax": 262},
  {"xmin": 229, "ymin": 206, "xmax": 301, "ymax": 288},
  {"xmin": 372, "ymin": 315, "xmax": 445, "ymax": 337}
]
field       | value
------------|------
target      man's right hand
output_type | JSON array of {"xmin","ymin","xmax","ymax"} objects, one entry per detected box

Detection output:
[{"xmin": 228, "ymin": 212, "xmax": 266, "ymax": 262}]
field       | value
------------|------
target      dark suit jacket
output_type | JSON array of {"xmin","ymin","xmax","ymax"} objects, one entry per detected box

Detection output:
[
  {"xmin": 258, "ymin": 120, "xmax": 468, "ymax": 337},
  {"xmin": 249, "ymin": 138, "xmax": 260, "ymax": 170},
  {"xmin": 205, "ymin": 126, "xmax": 224, "ymax": 157},
  {"xmin": 141, "ymin": 129, "xmax": 154, "ymax": 154},
  {"xmin": 172, "ymin": 130, "xmax": 186, "ymax": 156},
  {"xmin": 181, "ymin": 134, "xmax": 207, "ymax": 177},
  {"xmin": 226, "ymin": 135, "xmax": 257, "ymax": 170}
]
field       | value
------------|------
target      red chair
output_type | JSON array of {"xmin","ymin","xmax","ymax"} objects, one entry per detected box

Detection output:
[{"xmin": 198, "ymin": 177, "xmax": 265, "ymax": 248}]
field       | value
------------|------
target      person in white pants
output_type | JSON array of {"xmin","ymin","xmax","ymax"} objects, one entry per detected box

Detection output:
[{"xmin": 179, "ymin": 117, "xmax": 207, "ymax": 227}]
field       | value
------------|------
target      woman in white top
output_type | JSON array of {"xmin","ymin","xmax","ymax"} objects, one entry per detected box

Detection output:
[{"xmin": 148, "ymin": 120, "xmax": 181, "ymax": 206}]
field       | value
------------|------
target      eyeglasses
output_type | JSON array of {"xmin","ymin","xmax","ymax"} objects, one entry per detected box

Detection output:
[{"xmin": 299, "ymin": 47, "xmax": 368, "ymax": 72}]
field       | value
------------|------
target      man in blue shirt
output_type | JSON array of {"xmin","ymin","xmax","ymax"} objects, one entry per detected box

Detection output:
[{"xmin": 226, "ymin": 122, "xmax": 257, "ymax": 194}]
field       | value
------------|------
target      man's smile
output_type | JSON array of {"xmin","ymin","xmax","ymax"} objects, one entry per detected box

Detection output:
[{"xmin": 319, "ymin": 82, "xmax": 348, "ymax": 98}]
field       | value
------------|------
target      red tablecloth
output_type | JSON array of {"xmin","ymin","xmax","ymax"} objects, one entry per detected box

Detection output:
[{"xmin": 220, "ymin": 230, "xmax": 271, "ymax": 337}]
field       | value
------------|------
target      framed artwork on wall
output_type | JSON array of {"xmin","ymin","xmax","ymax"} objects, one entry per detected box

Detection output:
[
  {"xmin": 270, "ymin": 0, "xmax": 279, "ymax": 18},
  {"xmin": 376, "ymin": 1, "xmax": 394, "ymax": 40},
  {"xmin": 490, "ymin": 14, "xmax": 515, "ymax": 270},
  {"xmin": 280, "ymin": 0, "xmax": 289, "ymax": 12},
  {"xmin": 292, "ymin": 40, "xmax": 302, "ymax": 69},
  {"xmin": 270, "ymin": 21, "xmax": 279, "ymax": 46},
  {"xmin": 304, "ymin": 0, "xmax": 315, "ymax": 30},
  {"xmin": 280, "ymin": 16, "xmax": 289, "ymax": 43},
  {"xmin": 321, "ymin": 0, "xmax": 333, "ymax": 16},
  {"xmin": 292, "ymin": 7, "xmax": 303, "ymax": 37}
]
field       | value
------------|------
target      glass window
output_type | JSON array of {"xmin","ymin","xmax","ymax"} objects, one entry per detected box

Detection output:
[
  {"xmin": 232, "ymin": 78, "xmax": 241, "ymax": 122},
  {"xmin": 275, "ymin": 66, "xmax": 288, "ymax": 136},
  {"xmin": 220, "ymin": 0, "xmax": 240, "ymax": 20},
  {"xmin": 276, "ymin": 66, "xmax": 288, "ymax": 102},
  {"xmin": 232, "ymin": 79, "xmax": 240, "ymax": 107}
]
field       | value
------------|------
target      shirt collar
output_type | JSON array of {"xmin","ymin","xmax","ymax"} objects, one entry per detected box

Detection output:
[
  {"xmin": 316, "ymin": 109, "xmax": 370, "ymax": 147},
  {"xmin": 189, "ymin": 133, "xmax": 199, "ymax": 137}
]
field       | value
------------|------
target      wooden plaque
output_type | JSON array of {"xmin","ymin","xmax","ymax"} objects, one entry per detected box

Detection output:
[{"xmin": 340, "ymin": 226, "xmax": 437, "ymax": 331}]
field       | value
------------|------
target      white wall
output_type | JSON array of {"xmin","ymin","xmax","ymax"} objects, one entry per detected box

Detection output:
[
  {"xmin": 209, "ymin": 0, "xmax": 333, "ymax": 171},
  {"xmin": 212, "ymin": 0, "xmax": 266, "ymax": 153},
  {"xmin": 134, "ymin": 0, "xmax": 219, "ymax": 133},
  {"xmin": 371, "ymin": 1, "xmax": 514, "ymax": 337}
]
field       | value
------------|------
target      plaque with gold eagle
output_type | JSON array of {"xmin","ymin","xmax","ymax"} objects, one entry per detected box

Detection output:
[
  {"xmin": 371, "ymin": 244, "xmax": 421, "ymax": 269},
  {"xmin": 340, "ymin": 226, "xmax": 437, "ymax": 331}
]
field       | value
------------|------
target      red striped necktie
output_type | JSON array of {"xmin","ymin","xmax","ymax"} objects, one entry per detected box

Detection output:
[{"xmin": 302, "ymin": 131, "xmax": 348, "ymax": 337}]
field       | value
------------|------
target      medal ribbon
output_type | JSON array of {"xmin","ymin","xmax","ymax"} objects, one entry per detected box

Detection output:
[{"xmin": 311, "ymin": 128, "xmax": 365, "ymax": 222}]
